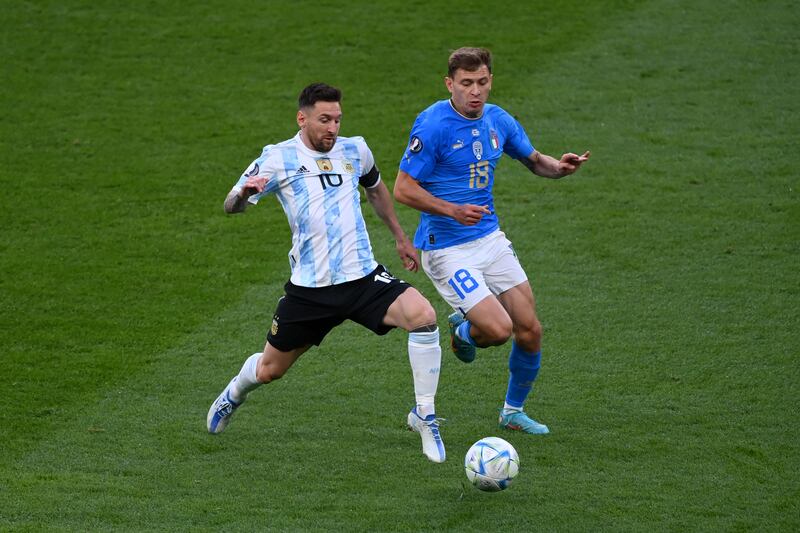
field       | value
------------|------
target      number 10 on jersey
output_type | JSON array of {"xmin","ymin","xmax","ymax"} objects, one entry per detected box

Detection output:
[{"xmin": 448, "ymin": 268, "xmax": 479, "ymax": 299}]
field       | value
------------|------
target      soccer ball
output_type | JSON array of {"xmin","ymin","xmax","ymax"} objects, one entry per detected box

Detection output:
[{"xmin": 464, "ymin": 437, "xmax": 520, "ymax": 492}]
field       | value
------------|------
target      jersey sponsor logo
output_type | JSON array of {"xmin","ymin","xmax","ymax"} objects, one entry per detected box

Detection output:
[
  {"xmin": 452, "ymin": 139, "xmax": 464, "ymax": 150},
  {"xmin": 409, "ymin": 136, "xmax": 423, "ymax": 153},
  {"xmin": 472, "ymin": 140, "xmax": 483, "ymax": 160},
  {"xmin": 490, "ymin": 130, "xmax": 499, "ymax": 150},
  {"xmin": 271, "ymin": 316, "xmax": 279, "ymax": 336},
  {"xmin": 343, "ymin": 159, "xmax": 355, "ymax": 174},
  {"xmin": 245, "ymin": 162, "xmax": 260, "ymax": 177},
  {"xmin": 316, "ymin": 158, "xmax": 334, "ymax": 171},
  {"xmin": 296, "ymin": 165, "xmax": 309, "ymax": 174}
]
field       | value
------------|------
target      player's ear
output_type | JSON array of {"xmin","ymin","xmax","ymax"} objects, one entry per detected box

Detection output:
[
  {"xmin": 296, "ymin": 109, "xmax": 306, "ymax": 128},
  {"xmin": 444, "ymin": 76, "xmax": 454, "ymax": 93}
]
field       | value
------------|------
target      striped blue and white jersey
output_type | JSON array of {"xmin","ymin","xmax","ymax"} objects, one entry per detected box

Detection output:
[{"xmin": 233, "ymin": 132, "xmax": 380, "ymax": 287}]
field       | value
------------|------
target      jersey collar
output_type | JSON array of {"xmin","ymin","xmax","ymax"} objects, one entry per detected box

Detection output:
[
  {"xmin": 448, "ymin": 99, "xmax": 483, "ymax": 121},
  {"xmin": 295, "ymin": 130, "xmax": 336, "ymax": 156}
]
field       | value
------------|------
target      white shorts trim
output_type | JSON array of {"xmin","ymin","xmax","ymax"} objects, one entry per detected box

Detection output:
[{"xmin": 420, "ymin": 230, "xmax": 528, "ymax": 315}]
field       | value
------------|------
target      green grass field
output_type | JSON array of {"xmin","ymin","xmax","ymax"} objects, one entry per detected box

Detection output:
[{"xmin": 2, "ymin": 0, "xmax": 798, "ymax": 530}]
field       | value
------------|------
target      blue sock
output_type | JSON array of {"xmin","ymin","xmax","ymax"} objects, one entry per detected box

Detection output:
[
  {"xmin": 504, "ymin": 342, "xmax": 541, "ymax": 409},
  {"xmin": 456, "ymin": 320, "xmax": 477, "ymax": 346}
]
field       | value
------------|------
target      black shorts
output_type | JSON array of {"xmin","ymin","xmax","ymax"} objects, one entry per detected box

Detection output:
[{"xmin": 266, "ymin": 265, "xmax": 412, "ymax": 352}]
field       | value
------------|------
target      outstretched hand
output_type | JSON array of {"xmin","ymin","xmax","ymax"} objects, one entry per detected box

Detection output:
[{"xmin": 558, "ymin": 151, "xmax": 591, "ymax": 176}]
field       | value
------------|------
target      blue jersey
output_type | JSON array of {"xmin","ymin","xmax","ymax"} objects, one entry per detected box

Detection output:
[{"xmin": 399, "ymin": 100, "xmax": 535, "ymax": 250}]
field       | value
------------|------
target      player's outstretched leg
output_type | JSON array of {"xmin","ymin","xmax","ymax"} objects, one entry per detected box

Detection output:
[
  {"xmin": 407, "ymin": 407, "xmax": 446, "ymax": 463},
  {"xmin": 448, "ymin": 312, "xmax": 477, "ymax": 363},
  {"xmin": 207, "ymin": 376, "xmax": 244, "ymax": 434}
]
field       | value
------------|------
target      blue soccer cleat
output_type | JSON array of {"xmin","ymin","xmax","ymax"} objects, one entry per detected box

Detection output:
[
  {"xmin": 448, "ymin": 312, "xmax": 476, "ymax": 363},
  {"xmin": 207, "ymin": 377, "xmax": 243, "ymax": 434},
  {"xmin": 498, "ymin": 408, "xmax": 549, "ymax": 435},
  {"xmin": 407, "ymin": 407, "xmax": 446, "ymax": 463}
]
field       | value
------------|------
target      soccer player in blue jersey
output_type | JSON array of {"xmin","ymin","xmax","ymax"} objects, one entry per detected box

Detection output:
[
  {"xmin": 207, "ymin": 83, "xmax": 446, "ymax": 463},
  {"xmin": 394, "ymin": 47, "xmax": 590, "ymax": 435}
]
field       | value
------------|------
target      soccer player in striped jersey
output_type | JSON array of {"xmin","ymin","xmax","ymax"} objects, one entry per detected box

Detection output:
[
  {"xmin": 394, "ymin": 47, "xmax": 590, "ymax": 435},
  {"xmin": 207, "ymin": 83, "xmax": 445, "ymax": 463}
]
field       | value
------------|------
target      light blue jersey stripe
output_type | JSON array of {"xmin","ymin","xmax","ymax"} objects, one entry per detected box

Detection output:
[
  {"xmin": 342, "ymin": 141, "xmax": 374, "ymax": 277},
  {"xmin": 280, "ymin": 146, "xmax": 316, "ymax": 286},
  {"xmin": 321, "ymin": 161, "xmax": 345, "ymax": 284}
]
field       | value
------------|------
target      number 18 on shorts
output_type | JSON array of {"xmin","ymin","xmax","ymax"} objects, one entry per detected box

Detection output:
[{"xmin": 420, "ymin": 230, "xmax": 528, "ymax": 314}]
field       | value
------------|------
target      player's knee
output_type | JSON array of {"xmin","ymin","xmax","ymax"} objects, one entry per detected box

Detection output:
[
  {"xmin": 530, "ymin": 319, "xmax": 542, "ymax": 341},
  {"xmin": 514, "ymin": 319, "xmax": 542, "ymax": 348},
  {"xmin": 408, "ymin": 298, "xmax": 437, "ymax": 330},
  {"xmin": 417, "ymin": 302, "xmax": 437, "ymax": 327}
]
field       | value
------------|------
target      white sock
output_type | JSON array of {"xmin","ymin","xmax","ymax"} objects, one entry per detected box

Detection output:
[
  {"xmin": 503, "ymin": 403, "xmax": 523, "ymax": 413},
  {"xmin": 408, "ymin": 329, "xmax": 441, "ymax": 418},
  {"xmin": 230, "ymin": 352, "xmax": 263, "ymax": 403}
]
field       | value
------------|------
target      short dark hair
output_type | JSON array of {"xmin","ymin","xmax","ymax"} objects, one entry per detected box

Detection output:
[
  {"xmin": 447, "ymin": 47, "xmax": 492, "ymax": 78},
  {"xmin": 298, "ymin": 83, "xmax": 342, "ymax": 109}
]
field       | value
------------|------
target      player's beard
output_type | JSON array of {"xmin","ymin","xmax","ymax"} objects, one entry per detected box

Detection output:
[{"xmin": 311, "ymin": 134, "xmax": 336, "ymax": 152}]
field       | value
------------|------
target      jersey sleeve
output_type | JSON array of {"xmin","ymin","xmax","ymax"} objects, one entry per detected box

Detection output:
[
  {"xmin": 398, "ymin": 113, "xmax": 439, "ymax": 183},
  {"xmin": 355, "ymin": 139, "xmax": 381, "ymax": 188},
  {"xmin": 502, "ymin": 114, "xmax": 535, "ymax": 160},
  {"xmin": 233, "ymin": 145, "xmax": 278, "ymax": 205}
]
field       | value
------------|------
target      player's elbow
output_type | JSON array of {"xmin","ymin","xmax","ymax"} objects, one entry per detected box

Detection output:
[
  {"xmin": 393, "ymin": 179, "xmax": 411, "ymax": 206},
  {"xmin": 223, "ymin": 191, "xmax": 246, "ymax": 214}
]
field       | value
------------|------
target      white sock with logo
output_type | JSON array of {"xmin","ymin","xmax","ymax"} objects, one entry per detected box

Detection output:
[
  {"xmin": 408, "ymin": 329, "xmax": 441, "ymax": 418},
  {"xmin": 229, "ymin": 352, "xmax": 263, "ymax": 403}
]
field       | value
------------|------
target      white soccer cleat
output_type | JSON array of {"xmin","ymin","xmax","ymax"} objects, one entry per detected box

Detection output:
[
  {"xmin": 207, "ymin": 377, "xmax": 243, "ymax": 434},
  {"xmin": 407, "ymin": 407, "xmax": 446, "ymax": 463}
]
